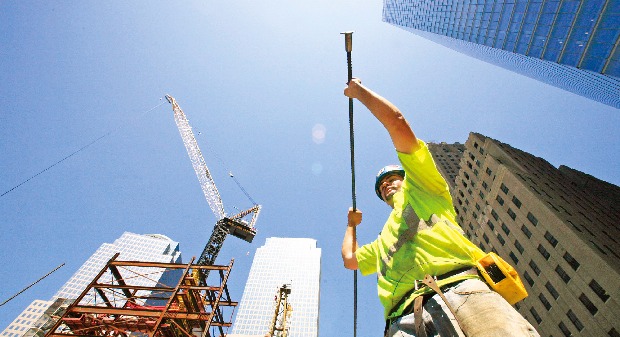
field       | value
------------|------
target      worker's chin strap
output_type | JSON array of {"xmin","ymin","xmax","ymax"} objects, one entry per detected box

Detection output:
[{"xmin": 413, "ymin": 275, "xmax": 463, "ymax": 337}]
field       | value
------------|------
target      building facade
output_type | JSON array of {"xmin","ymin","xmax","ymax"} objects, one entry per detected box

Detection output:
[
  {"xmin": 383, "ymin": 0, "xmax": 620, "ymax": 108},
  {"xmin": 230, "ymin": 238, "xmax": 321, "ymax": 337},
  {"xmin": 428, "ymin": 141, "xmax": 466, "ymax": 190},
  {"xmin": 1, "ymin": 232, "xmax": 182, "ymax": 337},
  {"xmin": 0, "ymin": 300, "xmax": 54, "ymax": 337},
  {"xmin": 446, "ymin": 132, "xmax": 619, "ymax": 336},
  {"xmin": 53, "ymin": 232, "xmax": 182, "ymax": 304}
]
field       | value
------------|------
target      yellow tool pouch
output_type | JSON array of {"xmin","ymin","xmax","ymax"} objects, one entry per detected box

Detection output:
[{"xmin": 476, "ymin": 252, "xmax": 528, "ymax": 305}]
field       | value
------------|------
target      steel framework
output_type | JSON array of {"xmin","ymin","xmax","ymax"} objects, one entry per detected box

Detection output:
[{"xmin": 44, "ymin": 253, "xmax": 238, "ymax": 337}]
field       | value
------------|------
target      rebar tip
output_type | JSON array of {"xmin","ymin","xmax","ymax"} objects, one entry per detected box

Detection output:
[{"xmin": 341, "ymin": 31, "xmax": 353, "ymax": 52}]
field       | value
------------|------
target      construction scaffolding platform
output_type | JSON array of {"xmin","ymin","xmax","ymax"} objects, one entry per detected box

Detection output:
[{"xmin": 44, "ymin": 253, "xmax": 238, "ymax": 337}]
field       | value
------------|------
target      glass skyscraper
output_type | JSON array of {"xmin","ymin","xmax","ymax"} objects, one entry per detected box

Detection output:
[
  {"xmin": 1, "ymin": 232, "xmax": 182, "ymax": 337},
  {"xmin": 230, "ymin": 238, "xmax": 321, "ymax": 337},
  {"xmin": 53, "ymin": 232, "xmax": 182, "ymax": 304},
  {"xmin": 383, "ymin": 0, "xmax": 620, "ymax": 108}
]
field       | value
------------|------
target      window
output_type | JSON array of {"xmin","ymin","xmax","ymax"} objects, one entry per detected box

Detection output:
[
  {"xmin": 507, "ymin": 208, "xmax": 516, "ymax": 220},
  {"xmin": 589, "ymin": 279, "xmax": 610, "ymax": 302},
  {"xmin": 500, "ymin": 183, "xmax": 509, "ymax": 194},
  {"xmin": 609, "ymin": 328, "xmax": 620, "ymax": 337},
  {"xmin": 537, "ymin": 244, "xmax": 550, "ymax": 260},
  {"xmin": 482, "ymin": 181, "xmax": 488, "ymax": 189},
  {"xmin": 544, "ymin": 231, "xmax": 558, "ymax": 247},
  {"xmin": 529, "ymin": 260, "xmax": 541, "ymax": 275},
  {"xmin": 486, "ymin": 167, "xmax": 492, "ymax": 175},
  {"xmin": 501, "ymin": 223, "xmax": 510, "ymax": 235},
  {"xmin": 526, "ymin": 212, "xmax": 538, "ymax": 226},
  {"xmin": 567, "ymin": 310, "xmax": 584, "ymax": 331},
  {"xmin": 512, "ymin": 196, "xmax": 521, "ymax": 208},
  {"xmin": 522, "ymin": 225, "xmax": 532, "ymax": 238},
  {"xmin": 496, "ymin": 195, "xmax": 504, "ymax": 205},
  {"xmin": 479, "ymin": 191, "xmax": 485, "ymax": 199},
  {"xmin": 563, "ymin": 252, "xmax": 580, "ymax": 271},
  {"xmin": 497, "ymin": 234, "xmax": 505, "ymax": 245},
  {"xmin": 579, "ymin": 293, "xmax": 598, "ymax": 315},
  {"xmin": 487, "ymin": 220, "xmax": 495, "ymax": 230},
  {"xmin": 556, "ymin": 265, "xmax": 571, "ymax": 284},
  {"xmin": 545, "ymin": 281, "xmax": 559, "ymax": 300},
  {"xmin": 558, "ymin": 321, "xmax": 572, "ymax": 337},
  {"xmin": 539, "ymin": 293, "xmax": 552, "ymax": 310},
  {"xmin": 491, "ymin": 209, "xmax": 499, "ymax": 221},
  {"xmin": 514, "ymin": 240, "xmax": 524, "ymax": 254},
  {"xmin": 523, "ymin": 271, "xmax": 534, "ymax": 286},
  {"xmin": 483, "ymin": 233, "xmax": 490, "ymax": 244},
  {"xmin": 530, "ymin": 307, "xmax": 542, "ymax": 324},
  {"xmin": 509, "ymin": 251, "xmax": 519, "ymax": 264}
]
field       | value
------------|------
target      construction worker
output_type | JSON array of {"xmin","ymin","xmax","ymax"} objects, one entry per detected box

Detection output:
[{"xmin": 340, "ymin": 78, "xmax": 539, "ymax": 337}]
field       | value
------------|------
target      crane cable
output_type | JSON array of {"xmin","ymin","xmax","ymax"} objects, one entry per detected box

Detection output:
[
  {"xmin": 229, "ymin": 172, "xmax": 258, "ymax": 206},
  {"xmin": 341, "ymin": 31, "xmax": 357, "ymax": 337},
  {"xmin": 1, "ymin": 100, "xmax": 167, "ymax": 199},
  {"xmin": 0, "ymin": 263, "xmax": 65, "ymax": 307}
]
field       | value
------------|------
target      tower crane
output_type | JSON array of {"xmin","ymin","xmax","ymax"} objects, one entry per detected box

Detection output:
[
  {"xmin": 268, "ymin": 284, "xmax": 293, "ymax": 337},
  {"xmin": 166, "ymin": 95, "xmax": 261, "ymax": 282}
]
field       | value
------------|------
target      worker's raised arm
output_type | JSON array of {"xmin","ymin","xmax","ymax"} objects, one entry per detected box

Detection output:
[
  {"xmin": 344, "ymin": 79, "xmax": 420, "ymax": 154},
  {"xmin": 341, "ymin": 208, "xmax": 362, "ymax": 270}
]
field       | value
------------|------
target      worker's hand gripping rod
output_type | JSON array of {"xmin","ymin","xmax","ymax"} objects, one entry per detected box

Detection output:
[{"xmin": 341, "ymin": 31, "xmax": 357, "ymax": 337}]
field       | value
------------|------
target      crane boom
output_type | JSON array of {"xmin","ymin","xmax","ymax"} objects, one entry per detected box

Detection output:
[
  {"xmin": 166, "ymin": 95, "xmax": 261, "ymax": 281},
  {"xmin": 166, "ymin": 95, "xmax": 226, "ymax": 220}
]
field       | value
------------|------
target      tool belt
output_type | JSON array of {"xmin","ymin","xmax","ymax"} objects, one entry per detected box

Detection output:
[
  {"xmin": 385, "ymin": 267, "xmax": 477, "ymax": 337},
  {"xmin": 385, "ymin": 255, "xmax": 528, "ymax": 337}
]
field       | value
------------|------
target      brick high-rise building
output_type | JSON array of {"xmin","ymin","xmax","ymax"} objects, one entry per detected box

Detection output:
[
  {"xmin": 446, "ymin": 132, "xmax": 619, "ymax": 336},
  {"xmin": 428, "ymin": 141, "xmax": 466, "ymax": 190}
]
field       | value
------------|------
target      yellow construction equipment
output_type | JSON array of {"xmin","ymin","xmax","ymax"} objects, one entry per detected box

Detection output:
[{"xmin": 267, "ymin": 284, "xmax": 292, "ymax": 337}]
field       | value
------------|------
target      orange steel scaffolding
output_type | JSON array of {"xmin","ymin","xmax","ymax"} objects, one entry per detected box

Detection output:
[{"xmin": 45, "ymin": 253, "xmax": 238, "ymax": 337}]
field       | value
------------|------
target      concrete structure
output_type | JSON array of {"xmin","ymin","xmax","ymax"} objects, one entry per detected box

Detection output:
[
  {"xmin": 1, "ymin": 232, "xmax": 183, "ymax": 337},
  {"xmin": 231, "ymin": 238, "xmax": 321, "ymax": 337},
  {"xmin": 383, "ymin": 0, "xmax": 620, "ymax": 108},
  {"xmin": 428, "ymin": 141, "xmax": 466, "ymax": 190},
  {"xmin": 448, "ymin": 132, "xmax": 619, "ymax": 336}
]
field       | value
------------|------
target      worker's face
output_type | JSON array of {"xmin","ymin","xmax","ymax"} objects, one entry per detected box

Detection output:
[{"xmin": 379, "ymin": 174, "xmax": 403, "ymax": 205}]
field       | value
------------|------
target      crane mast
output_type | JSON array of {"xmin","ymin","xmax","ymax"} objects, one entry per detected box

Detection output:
[
  {"xmin": 166, "ymin": 95, "xmax": 261, "ymax": 281},
  {"xmin": 268, "ymin": 284, "xmax": 293, "ymax": 337}
]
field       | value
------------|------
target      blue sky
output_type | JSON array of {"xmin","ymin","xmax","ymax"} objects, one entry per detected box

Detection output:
[{"xmin": 1, "ymin": 1, "xmax": 618, "ymax": 336}]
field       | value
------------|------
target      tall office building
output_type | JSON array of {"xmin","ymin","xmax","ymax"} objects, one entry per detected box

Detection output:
[
  {"xmin": 383, "ymin": 0, "xmax": 620, "ymax": 108},
  {"xmin": 230, "ymin": 238, "xmax": 321, "ymax": 337},
  {"xmin": 53, "ymin": 232, "xmax": 182, "ymax": 303},
  {"xmin": 1, "ymin": 232, "xmax": 182, "ymax": 337},
  {"xmin": 449, "ymin": 132, "xmax": 619, "ymax": 336},
  {"xmin": 428, "ymin": 141, "xmax": 466, "ymax": 190}
]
